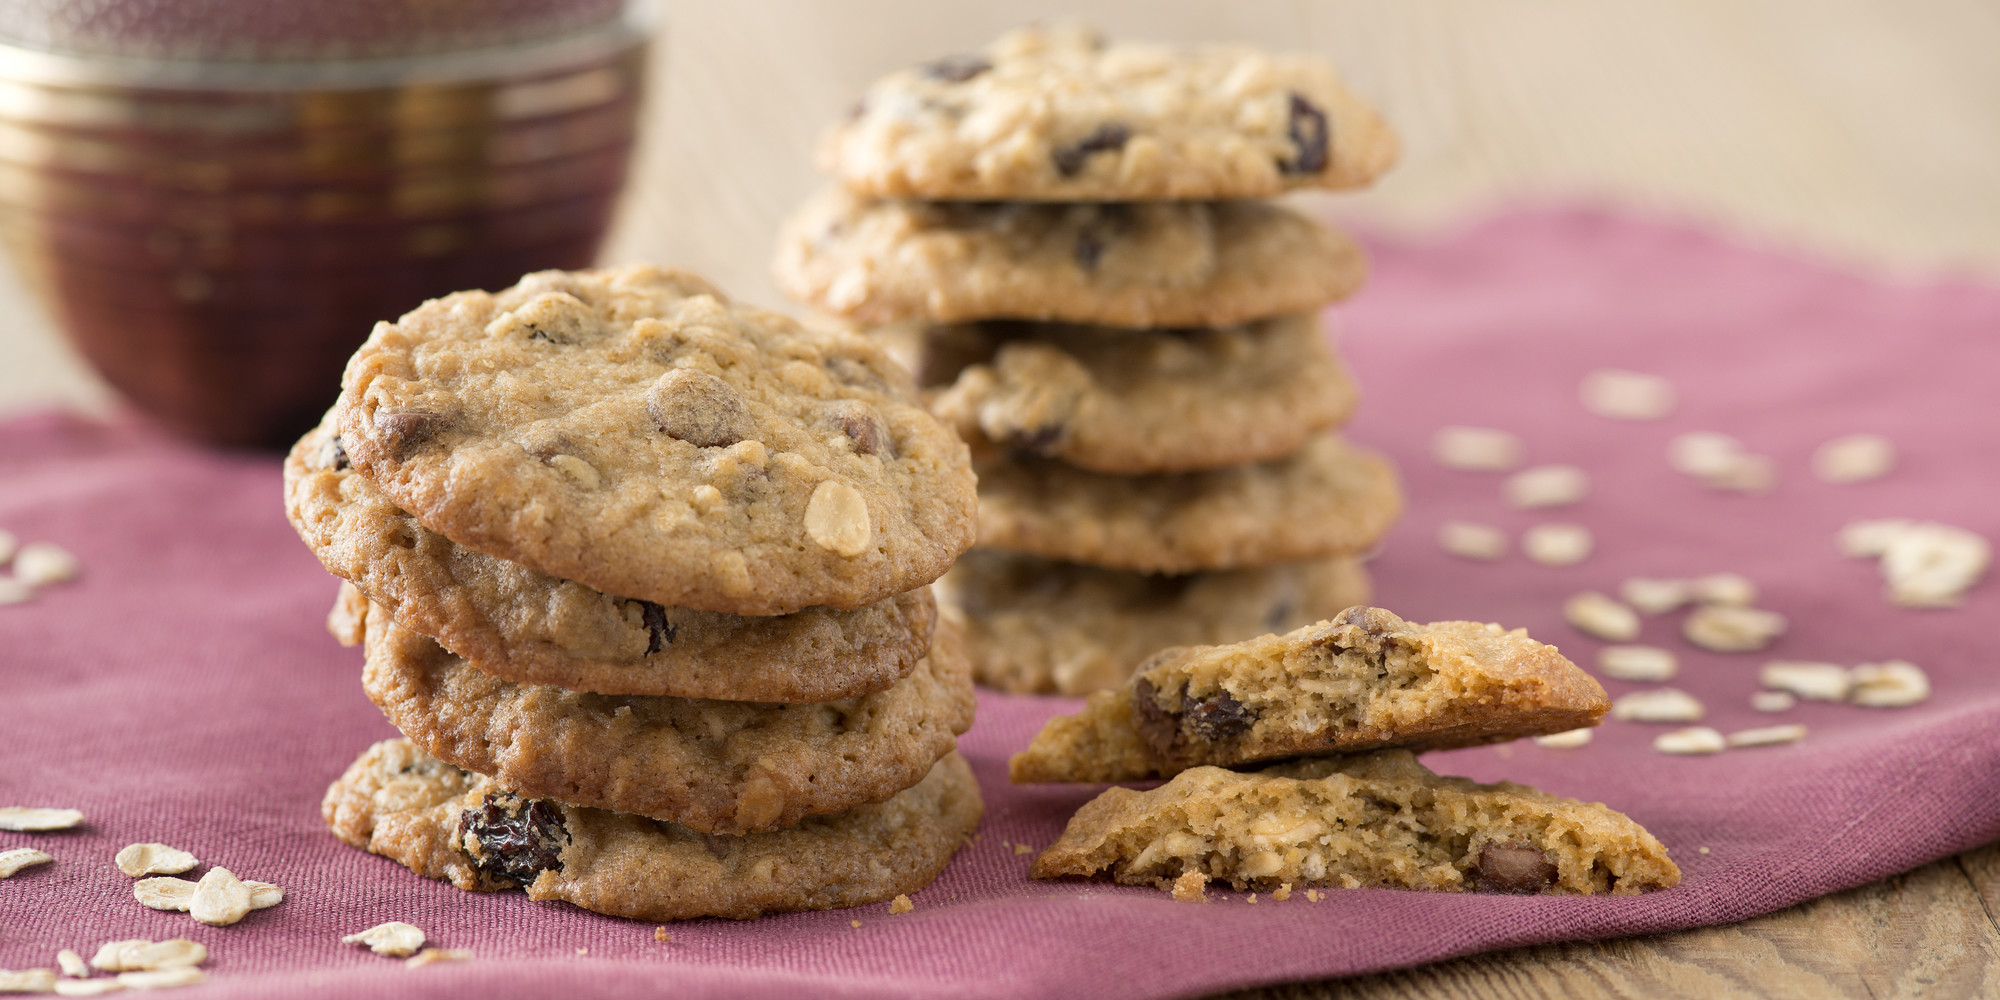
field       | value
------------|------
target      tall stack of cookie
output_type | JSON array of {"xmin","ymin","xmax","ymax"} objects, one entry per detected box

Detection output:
[
  {"xmin": 776, "ymin": 25, "xmax": 1405, "ymax": 696},
  {"xmin": 283, "ymin": 265, "xmax": 986, "ymax": 921}
]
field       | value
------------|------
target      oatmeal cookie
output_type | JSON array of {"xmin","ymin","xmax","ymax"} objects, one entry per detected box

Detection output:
[
  {"xmin": 1010, "ymin": 606, "xmax": 1609, "ymax": 782},
  {"xmin": 357, "ymin": 602, "xmax": 975, "ymax": 835},
  {"xmin": 938, "ymin": 549, "xmax": 1370, "ymax": 695},
  {"xmin": 323, "ymin": 739, "xmax": 982, "ymax": 921},
  {"xmin": 287, "ymin": 414, "xmax": 933, "ymax": 703},
  {"xmin": 925, "ymin": 313, "xmax": 1357, "ymax": 474},
  {"xmin": 976, "ymin": 435, "xmax": 1401, "ymax": 573},
  {"xmin": 819, "ymin": 24, "xmax": 1397, "ymax": 200},
  {"xmin": 335, "ymin": 265, "xmax": 976, "ymax": 616},
  {"xmin": 1031, "ymin": 750, "xmax": 1678, "ymax": 895},
  {"xmin": 775, "ymin": 189, "xmax": 1365, "ymax": 328}
]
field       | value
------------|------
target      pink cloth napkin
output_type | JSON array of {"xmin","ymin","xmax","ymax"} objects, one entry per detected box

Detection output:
[{"xmin": 4, "ymin": 207, "xmax": 1998, "ymax": 999}]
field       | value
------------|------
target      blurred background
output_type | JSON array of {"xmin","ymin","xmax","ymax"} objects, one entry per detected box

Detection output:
[{"xmin": 0, "ymin": 0, "xmax": 1995, "ymax": 437}]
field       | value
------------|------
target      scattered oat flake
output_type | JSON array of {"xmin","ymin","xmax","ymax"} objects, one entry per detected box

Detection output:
[
  {"xmin": 1684, "ymin": 605, "xmax": 1786, "ymax": 652},
  {"xmin": 1533, "ymin": 728, "xmax": 1593, "ymax": 749},
  {"xmin": 1654, "ymin": 727, "xmax": 1727, "ymax": 755},
  {"xmin": 0, "ymin": 577, "xmax": 30, "ymax": 605},
  {"xmin": 90, "ymin": 939, "xmax": 205, "ymax": 973},
  {"xmin": 1850, "ymin": 661, "xmax": 1930, "ymax": 707},
  {"xmin": 1171, "ymin": 870, "xmax": 1207, "ymax": 903},
  {"xmin": 132, "ymin": 878, "xmax": 196, "ymax": 912},
  {"xmin": 56, "ymin": 951, "xmax": 87, "ymax": 979},
  {"xmin": 114, "ymin": 845, "xmax": 196, "ymax": 878},
  {"xmin": 1838, "ymin": 518, "xmax": 1913, "ymax": 558},
  {"xmin": 1880, "ymin": 523, "xmax": 1989, "ymax": 608},
  {"xmin": 405, "ymin": 949, "xmax": 471, "ymax": 969},
  {"xmin": 1580, "ymin": 369, "xmax": 1675, "ymax": 420},
  {"xmin": 1271, "ymin": 883, "xmax": 1292, "ymax": 902},
  {"xmin": 0, "ymin": 807, "xmax": 84, "ymax": 832},
  {"xmin": 1437, "ymin": 521, "xmax": 1506, "ymax": 561},
  {"xmin": 54, "ymin": 978, "xmax": 125, "ymax": 996},
  {"xmin": 1620, "ymin": 577, "xmax": 1691, "ymax": 615},
  {"xmin": 1598, "ymin": 644, "xmax": 1677, "ymax": 682},
  {"xmin": 888, "ymin": 894, "xmax": 914, "ymax": 914},
  {"xmin": 1432, "ymin": 426, "xmax": 1524, "ymax": 471},
  {"xmin": 0, "ymin": 969, "xmax": 56, "ymax": 993},
  {"xmin": 849, "ymin": 920, "xmax": 862, "ymax": 929},
  {"xmin": 1523, "ymin": 523, "xmax": 1592, "ymax": 566},
  {"xmin": 1760, "ymin": 662, "xmax": 1849, "ymax": 702},
  {"xmin": 1668, "ymin": 432, "xmax": 1745, "ymax": 478},
  {"xmin": 0, "ymin": 529, "xmax": 16, "ymax": 564},
  {"xmin": 1013, "ymin": 843, "xmax": 1035, "ymax": 856},
  {"xmin": 1505, "ymin": 465, "xmax": 1589, "ymax": 509},
  {"xmin": 1751, "ymin": 690, "xmax": 1798, "ymax": 713},
  {"xmin": 189, "ymin": 867, "xmax": 252, "ymax": 927},
  {"xmin": 574, "ymin": 948, "xmax": 588, "ymax": 957},
  {"xmin": 1612, "ymin": 689, "xmax": 1705, "ymax": 723},
  {"xmin": 1691, "ymin": 573, "xmax": 1756, "ymax": 607},
  {"xmin": 0, "ymin": 848, "xmax": 52, "ymax": 878},
  {"xmin": 116, "ymin": 968, "xmax": 205, "ymax": 990},
  {"xmin": 1698, "ymin": 847, "xmax": 1712, "ymax": 855},
  {"xmin": 1813, "ymin": 434, "xmax": 1894, "ymax": 484},
  {"xmin": 1565, "ymin": 591, "xmax": 1639, "ymax": 641},
  {"xmin": 1704, "ymin": 453, "xmax": 1776, "ymax": 494},
  {"xmin": 1728, "ymin": 724, "xmax": 1807, "ymax": 748},
  {"xmin": 344, "ymin": 922, "xmax": 426, "ymax": 958},
  {"xmin": 13, "ymin": 542, "xmax": 79, "ymax": 587}
]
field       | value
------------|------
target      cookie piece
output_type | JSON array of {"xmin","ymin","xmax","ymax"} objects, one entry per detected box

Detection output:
[
  {"xmin": 926, "ymin": 314, "xmax": 1357, "ymax": 474},
  {"xmin": 287, "ymin": 414, "xmax": 933, "ymax": 703},
  {"xmin": 358, "ymin": 603, "xmax": 975, "ymax": 835},
  {"xmin": 939, "ymin": 549, "xmax": 1370, "ymax": 695},
  {"xmin": 1031, "ymin": 751, "xmax": 1678, "ymax": 895},
  {"xmin": 775, "ymin": 189, "xmax": 1365, "ymax": 328},
  {"xmin": 323, "ymin": 739, "xmax": 982, "ymax": 921},
  {"xmin": 1010, "ymin": 606, "xmax": 1609, "ymax": 783},
  {"xmin": 819, "ymin": 24, "xmax": 1397, "ymax": 200},
  {"xmin": 336, "ymin": 265, "xmax": 976, "ymax": 616},
  {"xmin": 976, "ymin": 435, "xmax": 1401, "ymax": 573}
]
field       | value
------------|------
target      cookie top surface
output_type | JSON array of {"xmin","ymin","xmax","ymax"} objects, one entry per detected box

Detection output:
[
  {"xmin": 1010, "ymin": 605, "xmax": 1609, "ymax": 783},
  {"xmin": 335, "ymin": 265, "xmax": 977, "ymax": 615},
  {"xmin": 940, "ymin": 550, "xmax": 1369, "ymax": 696},
  {"xmin": 321, "ymin": 739, "xmax": 982, "ymax": 921},
  {"xmin": 1029, "ymin": 750, "xmax": 1678, "ymax": 895},
  {"xmin": 775, "ymin": 189, "xmax": 1366, "ymax": 328},
  {"xmin": 975, "ymin": 434, "xmax": 1402, "ymax": 573},
  {"xmin": 286, "ymin": 415, "xmax": 934, "ymax": 703},
  {"xmin": 358, "ymin": 602, "xmax": 975, "ymax": 835},
  {"xmin": 927, "ymin": 313, "xmax": 1357, "ymax": 474},
  {"xmin": 818, "ymin": 24, "xmax": 1397, "ymax": 201}
]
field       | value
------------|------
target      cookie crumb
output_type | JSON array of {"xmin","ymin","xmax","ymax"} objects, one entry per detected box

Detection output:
[
  {"xmin": 1564, "ymin": 591, "xmax": 1639, "ymax": 641},
  {"xmin": 1698, "ymin": 846, "xmax": 1711, "ymax": 855},
  {"xmin": 1612, "ymin": 689, "xmax": 1704, "ymax": 723},
  {"xmin": 1012, "ymin": 843, "xmax": 1034, "ymax": 856},
  {"xmin": 1653, "ymin": 727, "xmax": 1726, "ymax": 755},
  {"xmin": 575, "ymin": 948, "xmax": 588, "ymax": 956},
  {"xmin": 1532, "ymin": 728, "xmax": 1593, "ymax": 749},
  {"xmin": 654, "ymin": 927, "xmax": 669, "ymax": 943},
  {"xmin": 1727, "ymin": 724, "xmax": 1806, "ymax": 747},
  {"xmin": 0, "ymin": 847, "xmax": 53, "ymax": 878},
  {"xmin": 1813, "ymin": 434, "xmax": 1894, "ymax": 483},
  {"xmin": 405, "ymin": 948, "xmax": 471, "ymax": 969},
  {"xmin": 1580, "ymin": 369, "xmax": 1674, "ymax": 420},
  {"xmin": 1170, "ymin": 870, "xmax": 1207, "ymax": 902},
  {"xmin": 1432, "ymin": 426, "xmax": 1524, "ymax": 471},
  {"xmin": 1271, "ymin": 883, "xmax": 1292, "ymax": 902},
  {"xmin": 1245, "ymin": 893, "xmax": 1258, "ymax": 904},
  {"xmin": 888, "ymin": 894, "xmax": 914, "ymax": 914},
  {"xmin": 850, "ymin": 920, "xmax": 862, "ymax": 929},
  {"xmin": 1437, "ymin": 520, "xmax": 1506, "ymax": 561},
  {"xmin": 1506, "ymin": 465, "xmax": 1588, "ymax": 509},
  {"xmin": 1598, "ymin": 645, "xmax": 1677, "ymax": 682}
]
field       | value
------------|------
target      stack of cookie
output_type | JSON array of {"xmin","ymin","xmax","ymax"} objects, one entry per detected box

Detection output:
[
  {"xmin": 284, "ymin": 265, "xmax": 986, "ymax": 920},
  {"xmin": 776, "ymin": 25, "xmax": 1403, "ymax": 695}
]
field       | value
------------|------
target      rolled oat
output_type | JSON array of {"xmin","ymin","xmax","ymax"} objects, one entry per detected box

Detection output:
[
  {"xmin": 1619, "ymin": 577, "xmax": 1691, "ymax": 615},
  {"xmin": 1505, "ymin": 465, "xmax": 1589, "ymax": 509},
  {"xmin": 113, "ymin": 845, "xmax": 196, "ymax": 879},
  {"xmin": 1522, "ymin": 523, "xmax": 1592, "ymax": 566},
  {"xmin": 1611, "ymin": 688, "xmax": 1705, "ymax": 723},
  {"xmin": 1812, "ymin": 434, "xmax": 1894, "ymax": 483},
  {"xmin": 1727, "ymin": 724, "xmax": 1807, "ymax": 747},
  {"xmin": 1683, "ymin": 605, "xmax": 1786, "ymax": 652},
  {"xmin": 1597, "ymin": 645, "xmax": 1677, "ymax": 682},
  {"xmin": 1580, "ymin": 369, "xmax": 1675, "ymax": 420},
  {"xmin": 1564, "ymin": 591, "xmax": 1639, "ymax": 641},
  {"xmin": 1654, "ymin": 727, "xmax": 1727, "ymax": 755},
  {"xmin": 1431, "ymin": 426, "xmax": 1524, "ymax": 471},
  {"xmin": 1531, "ymin": 728, "xmax": 1593, "ymax": 749},
  {"xmin": 0, "ymin": 848, "xmax": 52, "ymax": 878},
  {"xmin": 1436, "ymin": 521, "xmax": 1506, "ymax": 561},
  {"xmin": 0, "ymin": 807, "xmax": 84, "ymax": 832},
  {"xmin": 1849, "ymin": 661, "xmax": 1930, "ymax": 707},
  {"xmin": 343, "ymin": 922, "xmax": 426, "ymax": 958}
]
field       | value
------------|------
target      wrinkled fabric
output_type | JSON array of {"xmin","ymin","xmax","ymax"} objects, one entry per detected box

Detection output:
[{"xmin": 2, "ymin": 207, "xmax": 1996, "ymax": 999}]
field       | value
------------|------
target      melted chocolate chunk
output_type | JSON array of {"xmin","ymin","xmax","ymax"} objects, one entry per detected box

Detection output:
[
  {"xmin": 922, "ymin": 54, "xmax": 991, "ymax": 83},
  {"xmin": 827, "ymin": 401, "xmax": 894, "ymax": 457},
  {"xmin": 1281, "ymin": 92, "xmax": 1330, "ymax": 175},
  {"xmin": 1184, "ymin": 691, "xmax": 1255, "ymax": 741},
  {"xmin": 1052, "ymin": 123, "xmax": 1131, "ymax": 177},
  {"xmin": 1330, "ymin": 605, "xmax": 1398, "ymax": 641},
  {"xmin": 459, "ymin": 793, "xmax": 567, "ymax": 886},
  {"xmin": 647, "ymin": 369, "xmax": 754, "ymax": 448},
  {"xmin": 1471, "ymin": 842, "xmax": 1558, "ymax": 894},
  {"xmin": 637, "ymin": 600, "xmax": 676, "ymax": 655},
  {"xmin": 374, "ymin": 411, "xmax": 445, "ymax": 459}
]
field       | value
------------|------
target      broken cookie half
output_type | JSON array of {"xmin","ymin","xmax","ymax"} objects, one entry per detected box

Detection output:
[
  {"xmin": 1030, "ymin": 750, "xmax": 1679, "ymax": 895},
  {"xmin": 1011, "ymin": 605, "xmax": 1609, "ymax": 783}
]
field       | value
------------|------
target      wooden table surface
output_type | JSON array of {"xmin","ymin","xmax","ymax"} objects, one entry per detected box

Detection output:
[{"xmin": 5, "ymin": 3, "xmax": 1997, "ymax": 995}]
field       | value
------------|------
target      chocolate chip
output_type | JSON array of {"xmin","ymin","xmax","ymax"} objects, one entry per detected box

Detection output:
[
  {"xmin": 458, "ymin": 793, "xmax": 567, "ymax": 886},
  {"xmin": 374, "ymin": 411, "xmax": 445, "ymax": 459},
  {"xmin": 1470, "ymin": 842, "xmax": 1558, "ymax": 894},
  {"xmin": 1281, "ymin": 92, "xmax": 1330, "ymax": 175},
  {"xmin": 317, "ymin": 434, "xmax": 350, "ymax": 471},
  {"xmin": 647, "ymin": 369, "xmax": 755, "ymax": 448},
  {"xmin": 1002, "ymin": 423, "xmax": 1064, "ymax": 455},
  {"xmin": 1130, "ymin": 677, "xmax": 1180, "ymax": 759},
  {"xmin": 1330, "ymin": 605, "xmax": 1399, "ymax": 641},
  {"xmin": 826, "ymin": 401, "xmax": 894, "ymax": 457},
  {"xmin": 636, "ymin": 600, "xmax": 676, "ymax": 655},
  {"xmin": 922, "ymin": 55, "xmax": 991, "ymax": 83},
  {"xmin": 1052, "ymin": 123, "xmax": 1130, "ymax": 177},
  {"xmin": 1184, "ymin": 691, "xmax": 1255, "ymax": 741}
]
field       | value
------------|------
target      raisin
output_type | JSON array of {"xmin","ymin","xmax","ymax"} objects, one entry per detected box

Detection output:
[
  {"xmin": 374, "ymin": 411, "xmax": 446, "ymax": 459},
  {"xmin": 458, "ymin": 793, "xmax": 567, "ymax": 886},
  {"xmin": 1052, "ymin": 123, "xmax": 1130, "ymax": 177},
  {"xmin": 922, "ymin": 55, "xmax": 991, "ymax": 83},
  {"xmin": 1281, "ymin": 92, "xmax": 1330, "ymax": 175},
  {"xmin": 637, "ymin": 600, "xmax": 676, "ymax": 655},
  {"xmin": 647, "ymin": 369, "xmax": 754, "ymax": 448},
  {"xmin": 1130, "ymin": 677, "xmax": 1180, "ymax": 759},
  {"xmin": 1470, "ymin": 842, "xmax": 1557, "ymax": 894},
  {"xmin": 1184, "ymin": 691, "xmax": 1255, "ymax": 741}
]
